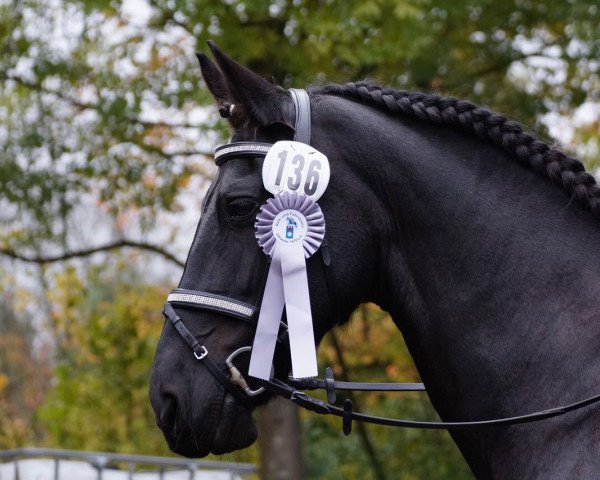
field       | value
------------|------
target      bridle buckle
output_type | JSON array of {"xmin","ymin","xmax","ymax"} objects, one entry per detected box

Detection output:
[{"xmin": 193, "ymin": 346, "xmax": 208, "ymax": 360}]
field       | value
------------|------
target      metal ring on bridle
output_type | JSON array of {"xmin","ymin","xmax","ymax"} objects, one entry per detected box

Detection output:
[{"xmin": 225, "ymin": 346, "xmax": 274, "ymax": 397}]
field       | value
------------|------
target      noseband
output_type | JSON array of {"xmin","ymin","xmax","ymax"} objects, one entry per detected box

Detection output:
[{"xmin": 162, "ymin": 89, "xmax": 600, "ymax": 435}]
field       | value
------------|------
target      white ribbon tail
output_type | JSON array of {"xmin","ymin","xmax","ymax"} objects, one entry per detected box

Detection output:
[
  {"xmin": 280, "ymin": 242, "xmax": 318, "ymax": 378},
  {"xmin": 248, "ymin": 247, "xmax": 285, "ymax": 380}
]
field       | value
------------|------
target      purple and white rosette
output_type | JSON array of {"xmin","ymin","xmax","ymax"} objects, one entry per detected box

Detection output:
[{"xmin": 249, "ymin": 191, "xmax": 325, "ymax": 380}]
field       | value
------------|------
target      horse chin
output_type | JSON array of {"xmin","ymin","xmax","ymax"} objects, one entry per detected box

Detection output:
[
  {"xmin": 166, "ymin": 393, "xmax": 257, "ymax": 458},
  {"xmin": 210, "ymin": 394, "xmax": 258, "ymax": 455}
]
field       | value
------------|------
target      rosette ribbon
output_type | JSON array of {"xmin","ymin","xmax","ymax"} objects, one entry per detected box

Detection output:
[{"xmin": 249, "ymin": 191, "xmax": 325, "ymax": 380}]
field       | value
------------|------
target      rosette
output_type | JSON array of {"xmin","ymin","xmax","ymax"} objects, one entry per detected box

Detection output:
[
  {"xmin": 248, "ymin": 191, "xmax": 325, "ymax": 380},
  {"xmin": 255, "ymin": 191, "xmax": 325, "ymax": 258}
]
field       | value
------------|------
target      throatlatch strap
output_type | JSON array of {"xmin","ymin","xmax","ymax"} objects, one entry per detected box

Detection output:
[{"xmin": 289, "ymin": 89, "xmax": 311, "ymax": 144}]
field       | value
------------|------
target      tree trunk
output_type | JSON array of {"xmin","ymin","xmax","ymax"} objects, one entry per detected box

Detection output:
[{"xmin": 258, "ymin": 397, "xmax": 304, "ymax": 479}]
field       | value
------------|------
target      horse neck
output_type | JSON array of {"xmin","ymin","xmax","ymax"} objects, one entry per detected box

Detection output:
[
  {"xmin": 324, "ymin": 103, "xmax": 600, "ymax": 473},
  {"xmin": 371, "ymin": 117, "xmax": 600, "ymax": 393}
]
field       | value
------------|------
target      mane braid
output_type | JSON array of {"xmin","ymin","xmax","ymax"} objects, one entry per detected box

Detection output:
[{"xmin": 311, "ymin": 81, "xmax": 600, "ymax": 219}]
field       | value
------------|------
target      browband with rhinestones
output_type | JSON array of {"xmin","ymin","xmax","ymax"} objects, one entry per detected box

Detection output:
[
  {"xmin": 214, "ymin": 142, "xmax": 273, "ymax": 166},
  {"xmin": 167, "ymin": 288, "xmax": 256, "ymax": 322}
]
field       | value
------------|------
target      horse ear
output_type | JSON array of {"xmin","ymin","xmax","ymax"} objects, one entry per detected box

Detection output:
[
  {"xmin": 196, "ymin": 52, "xmax": 235, "ymax": 119},
  {"xmin": 206, "ymin": 41, "xmax": 294, "ymax": 129}
]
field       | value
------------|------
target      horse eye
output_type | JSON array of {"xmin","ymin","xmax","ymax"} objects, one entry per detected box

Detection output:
[{"xmin": 227, "ymin": 199, "xmax": 258, "ymax": 221}]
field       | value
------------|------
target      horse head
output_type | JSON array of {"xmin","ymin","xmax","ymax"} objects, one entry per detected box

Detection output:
[{"xmin": 149, "ymin": 43, "xmax": 379, "ymax": 457}]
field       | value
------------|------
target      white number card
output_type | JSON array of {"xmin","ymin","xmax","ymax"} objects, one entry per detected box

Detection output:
[{"xmin": 262, "ymin": 141, "xmax": 330, "ymax": 201}]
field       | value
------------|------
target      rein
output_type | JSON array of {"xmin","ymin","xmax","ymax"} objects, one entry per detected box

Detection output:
[{"xmin": 162, "ymin": 89, "xmax": 600, "ymax": 436}]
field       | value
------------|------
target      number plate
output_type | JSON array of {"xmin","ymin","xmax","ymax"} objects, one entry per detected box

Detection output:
[{"xmin": 262, "ymin": 141, "xmax": 330, "ymax": 201}]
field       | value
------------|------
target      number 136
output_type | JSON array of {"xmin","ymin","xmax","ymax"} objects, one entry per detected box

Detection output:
[{"xmin": 274, "ymin": 151, "xmax": 321, "ymax": 196}]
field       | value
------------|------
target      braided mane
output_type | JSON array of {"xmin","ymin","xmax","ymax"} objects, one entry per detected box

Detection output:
[{"xmin": 312, "ymin": 82, "xmax": 600, "ymax": 219}]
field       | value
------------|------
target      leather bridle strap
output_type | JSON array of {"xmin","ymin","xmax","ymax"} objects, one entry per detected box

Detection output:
[
  {"xmin": 263, "ymin": 376, "xmax": 600, "ymax": 432},
  {"xmin": 289, "ymin": 368, "xmax": 424, "ymax": 405},
  {"xmin": 289, "ymin": 88, "xmax": 311, "ymax": 144},
  {"xmin": 167, "ymin": 288, "xmax": 256, "ymax": 325},
  {"xmin": 289, "ymin": 376, "xmax": 426, "ymax": 392},
  {"xmin": 214, "ymin": 142, "xmax": 273, "ymax": 166},
  {"xmin": 163, "ymin": 303, "xmax": 253, "ymax": 406}
]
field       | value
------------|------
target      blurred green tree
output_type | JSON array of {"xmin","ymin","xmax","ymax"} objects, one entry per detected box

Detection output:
[
  {"xmin": 38, "ymin": 263, "xmax": 171, "ymax": 453},
  {"xmin": 0, "ymin": 271, "xmax": 51, "ymax": 448},
  {"xmin": 36, "ymin": 260, "xmax": 258, "ymax": 464},
  {"xmin": 1, "ymin": 0, "xmax": 597, "ymax": 256}
]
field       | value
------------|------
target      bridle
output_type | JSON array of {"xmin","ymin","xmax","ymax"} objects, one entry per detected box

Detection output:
[{"xmin": 162, "ymin": 89, "xmax": 600, "ymax": 436}]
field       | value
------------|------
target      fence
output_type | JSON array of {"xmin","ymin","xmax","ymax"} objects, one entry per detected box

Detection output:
[{"xmin": 0, "ymin": 448, "xmax": 256, "ymax": 480}]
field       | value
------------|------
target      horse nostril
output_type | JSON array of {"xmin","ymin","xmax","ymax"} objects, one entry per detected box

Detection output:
[{"xmin": 157, "ymin": 391, "xmax": 179, "ymax": 431}]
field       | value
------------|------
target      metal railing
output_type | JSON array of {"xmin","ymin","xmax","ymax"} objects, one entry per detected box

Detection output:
[{"xmin": 0, "ymin": 448, "xmax": 257, "ymax": 480}]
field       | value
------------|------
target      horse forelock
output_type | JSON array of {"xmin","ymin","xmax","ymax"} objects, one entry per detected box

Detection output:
[{"xmin": 310, "ymin": 82, "xmax": 600, "ymax": 221}]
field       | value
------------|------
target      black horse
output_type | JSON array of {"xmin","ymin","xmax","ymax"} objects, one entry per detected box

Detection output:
[{"xmin": 150, "ymin": 43, "xmax": 600, "ymax": 478}]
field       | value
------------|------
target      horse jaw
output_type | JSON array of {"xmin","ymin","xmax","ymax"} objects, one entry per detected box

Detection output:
[
  {"xmin": 157, "ymin": 390, "xmax": 258, "ymax": 458},
  {"xmin": 210, "ymin": 395, "xmax": 258, "ymax": 455}
]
